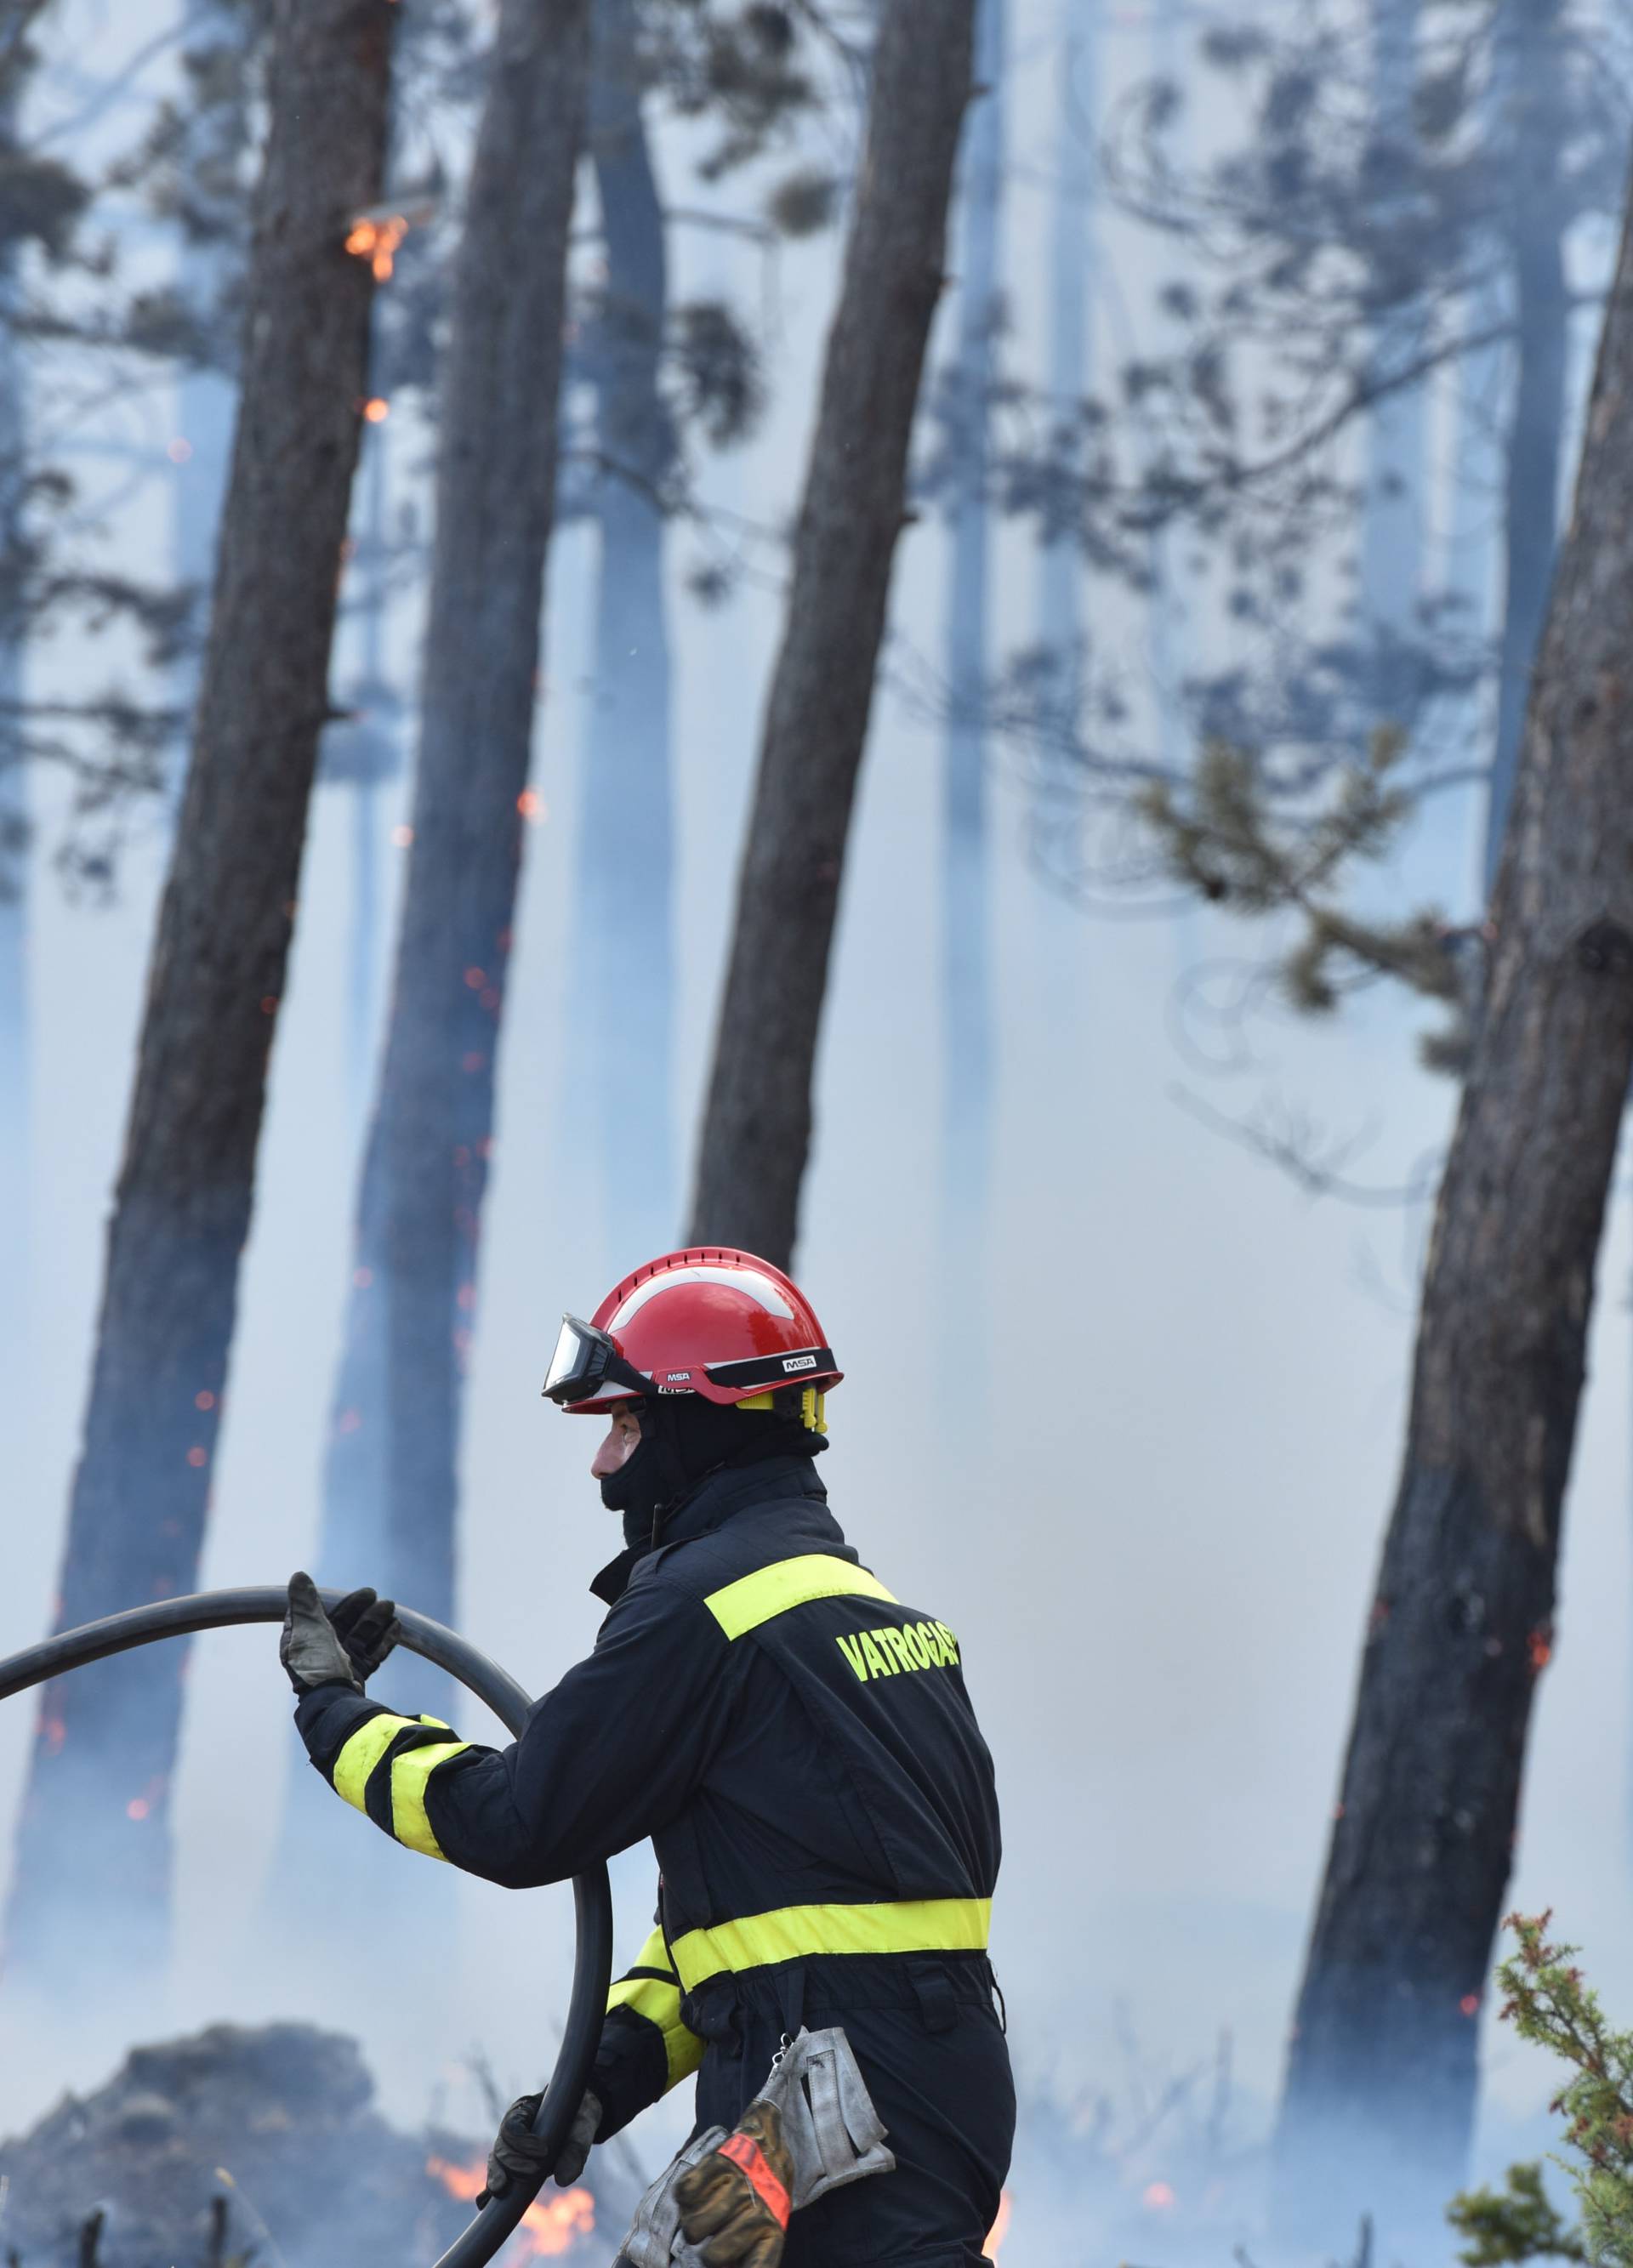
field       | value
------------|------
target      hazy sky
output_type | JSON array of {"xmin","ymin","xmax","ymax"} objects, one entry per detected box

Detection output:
[{"xmin": 3, "ymin": 2, "xmax": 1630, "ymax": 2258}]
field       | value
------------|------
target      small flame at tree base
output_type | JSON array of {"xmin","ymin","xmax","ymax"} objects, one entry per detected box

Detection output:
[
  {"xmin": 426, "ymin": 2157, "xmax": 595, "ymax": 2259},
  {"xmin": 983, "ymin": 2190, "xmax": 1012, "ymax": 2260}
]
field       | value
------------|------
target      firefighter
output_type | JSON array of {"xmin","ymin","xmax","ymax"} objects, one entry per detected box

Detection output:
[{"xmin": 282, "ymin": 1247, "xmax": 1012, "ymax": 2267}]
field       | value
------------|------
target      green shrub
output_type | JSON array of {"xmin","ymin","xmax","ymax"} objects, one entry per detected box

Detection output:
[{"xmin": 1448, "ymin": 1913, "xmax": 1633, "ymax": 2266}]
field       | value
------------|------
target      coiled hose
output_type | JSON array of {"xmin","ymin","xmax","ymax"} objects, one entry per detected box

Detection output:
[{"xmin": 0, "ymin": 1586, "xmax": 614, "ymax": 2268}]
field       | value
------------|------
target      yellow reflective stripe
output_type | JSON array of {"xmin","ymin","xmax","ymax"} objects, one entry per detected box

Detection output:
[
  {"xmin": 664, "ymin": 2026, "xmax": 706, "ymax": 2089},
  {"xmin": 703, "ymin": 1555, "xmax": 896, "ymax": 1641},
  {"xmin": 332, "ymin": 1712, "xmax": 419, "ymax": 1812},
  {"xmin": 607, "ymin": 1924, "xmax": 674, "ymax": 1995},
  {"xmin": 607, "ymin": 1927, "xmax": 703, "ymax": 2090},
  {"xmin": 606, "ymin": 1973, "xmax": 705, "ymax": 2089},
  {"xmin": 389, "ymin": 1739, "xmax": 470, "ymax": 1860},
  {"xmin": 670, "ymin": 1896, "xmax": 992, "ymax": 1992}
]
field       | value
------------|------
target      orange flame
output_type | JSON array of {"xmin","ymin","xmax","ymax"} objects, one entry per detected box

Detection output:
[
  {"xmin": 345, "ymin": 214, "xmax": 408, "ymax": 281},
  {"xmin": 425, "ymin": 2159, "xmax": 595, "ymax": 2259},
  {"xmin": 982, "ymin": 2190, "xmax": 1012, "ymax": 2260}
]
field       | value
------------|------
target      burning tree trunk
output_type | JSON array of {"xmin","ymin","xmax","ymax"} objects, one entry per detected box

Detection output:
[
  {"xmin": 570, "ymin": 0, "xmax": 676, "ymax": 1265},
  {"xmin": 2, "ymin": 0, "xmax": 399, "ymax": 2000},
  {"xmin": 313, "ymin": 0, "xmax": 590, "ymax": 1626},
  {"xmin": 1271, "ymin": 153, "xmax": 1633, "ymax": 2245},
  {"xmin": 685, "ymin": 0, "xmax": 976, "ymax": 1266}
]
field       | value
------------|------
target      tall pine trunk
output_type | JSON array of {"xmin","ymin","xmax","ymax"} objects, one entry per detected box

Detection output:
[
  {"xmin": 686, "ymin": 0, "xmax": 976, "ymax": 1267},
  {"xmin": 1357, "ymin": 0, "xmax": 1426, "ymax": 718},
  {"xmin": 0, "ymin": 72, "xmax": 28, "ymax": 1448},
  {"xmin": 171, "ymin": 0, "xmax": 252, "ymax": 746},
  {"xmin": 574, "ymin": 0, "xmax": 674, "ymax": 1264},
  {"xmin": 314, "ymin": 0, "xmax": 591, "ymax": 1623},
  {"xmin": 1271, "ymin": 150, "xmax": 1633, "ymax": 2248},
  {"xmin": 3, "ymin": 0, "xmax": 398, "ymax": 2005},
  {"xmin": 940, "ymin": 0, "xmax": 1002, "ymax": 1274},
  {"xmin": 1482, "ymin": 0, "xmax": 1569, "ymax": 888}
]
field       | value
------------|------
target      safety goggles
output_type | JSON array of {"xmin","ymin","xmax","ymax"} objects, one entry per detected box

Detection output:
[{"xmin": 541, "ymin": 1314, "xmax": 655, "ymax": 1407}]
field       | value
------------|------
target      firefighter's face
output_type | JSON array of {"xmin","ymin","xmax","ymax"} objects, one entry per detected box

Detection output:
[{"xmin": 591, "ymin": 1401, "xmax": 644, "ymax": 1480}]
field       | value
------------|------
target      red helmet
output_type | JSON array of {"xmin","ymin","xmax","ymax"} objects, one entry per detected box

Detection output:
[{"xmin": 549, "ymin": 1248, "xmax": 843, "ymax": 1414}]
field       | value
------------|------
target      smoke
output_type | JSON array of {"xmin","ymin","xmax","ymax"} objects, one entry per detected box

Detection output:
[{"xmin": 6, "ymin": 4, "xmax": 1633, "ymax": 2265}]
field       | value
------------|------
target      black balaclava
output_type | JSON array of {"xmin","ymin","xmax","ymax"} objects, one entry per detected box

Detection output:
[{"xmin": 600, "ymin": 1392, "xmax": 826, "ymax": 1550}]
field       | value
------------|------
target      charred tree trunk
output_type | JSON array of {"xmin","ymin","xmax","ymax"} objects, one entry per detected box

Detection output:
[
  {"xmin": 2, "ymin": 0, "xmax": 398, "ymax": 2000},
  {"xmin": 572, "ymin": 0, "xmax": 675, "ymax": 1264},
  {"xmin": 314, "ymin": 0, "xmax": 590, "ymax": 1626},
  {"xmin": 1271, "ymin": 158, "xmax": 1633, "ymax": 2245},
  {"xmin": 686, "ymin": 0, "xmax": 976, "ymax": 1266}
]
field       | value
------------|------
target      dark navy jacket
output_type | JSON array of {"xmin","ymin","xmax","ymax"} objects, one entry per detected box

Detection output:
[{"xmin": 295, "ymin": 1458, "xmax": 1003, "ymax": 2140}]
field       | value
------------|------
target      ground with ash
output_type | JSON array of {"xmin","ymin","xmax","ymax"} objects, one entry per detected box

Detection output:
[{"xmin": 0, "ymin": 2023, "xmax": 634, "ymax": 2268}]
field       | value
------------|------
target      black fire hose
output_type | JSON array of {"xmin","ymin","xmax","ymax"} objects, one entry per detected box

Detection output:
[{"xmin": 0, "ymin": 1586, "xmax": 614, "ymax": 2268}]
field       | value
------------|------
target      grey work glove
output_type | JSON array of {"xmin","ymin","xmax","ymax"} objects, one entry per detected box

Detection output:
[
  {"xmin": 479, "ymin": 2089, "xmax": 601, "ymax": 2204},
  {"xmin": 281, "ymin": 1572, "xmax": 401, "ymax": 1696}
]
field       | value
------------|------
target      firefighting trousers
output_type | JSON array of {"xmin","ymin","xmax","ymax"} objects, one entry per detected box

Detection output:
[{"xmin": 686, "ymin": 1954, "xmax": 1014, "ymax": 2268}]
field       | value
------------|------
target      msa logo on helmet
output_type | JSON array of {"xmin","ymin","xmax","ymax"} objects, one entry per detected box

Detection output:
[
  {"xmin": 782, "ymin": 1354, "xmax": 818, "ymax": 1373},
  {"xmin": 664, "ymin": 1371, "xmax": 693, "ymax": 1383}
]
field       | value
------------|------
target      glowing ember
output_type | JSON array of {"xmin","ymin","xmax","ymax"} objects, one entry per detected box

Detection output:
[
  {"xmin": 982, "ymin": 2190, "xmax": 1011, "ymax": 2259},
  {"xmin": 392, "ymin": 824, "xmax": 414, "ymax": 848},
  {"xmin": 1459, "ymin": 1992, "xmax": 1481, "ymax": 2016},
  {"xmin": 1143, "ymin": 2180, "xmax": 1176, "ymax": 2208},
  {"xmin": 517, "ymin": 789, "xmax": 547, "ymax": 822},
  {"xmin": 345, "ymin": 214, "xmax": 409, "ymax": 281},
  {"xmin": 362, "ymin": 396, "xmax": 390, "ymax": 423},
  {"xmin": 425, "ymin": 2158, "xmax": 594, "ymax": 2258},
  {"xmin": 127, "ymin": 1798, "xmax": 149, "ymax": 1821},
  {"xmin": 1528, "ymin": 1628, "xmax": 1553, "ymax": 1673},
  {"xmin": 186, "ymin": 1447, "xmax": 208, "ymax": 1469}
]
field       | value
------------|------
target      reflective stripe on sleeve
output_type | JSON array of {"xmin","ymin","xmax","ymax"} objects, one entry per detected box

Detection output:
[
  {"xmin": 669, "ymin": 1896, "xmax": 992, "ymax": 1992},
  {"xmin": 703, "ymin": 1555, "xmax": 896, "ymax": 1641},
  {"xmin": 606, "ymin": 1926, "xmax": 705, "ymax": 2089},
  {"xmin": 388, "ymin": 1738, "xmax": 470, "ymax": 1860},
  {"xmin": 332, "ymin": 1712, "xmax": 419, "ymax": 1812}
]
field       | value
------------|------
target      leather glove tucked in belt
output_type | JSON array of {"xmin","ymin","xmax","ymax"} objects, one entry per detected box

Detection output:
[
  {"xmin": 280, "ymin": 1572, "xmax": 402, "ymax": 1696},
  {"xmin": 480, "ymin": 2089, "xmax": 601, "ymax": 2204},
  {"xmin": 675, "ymin": 2100, "xmax": 794, "ymax": 2268}
]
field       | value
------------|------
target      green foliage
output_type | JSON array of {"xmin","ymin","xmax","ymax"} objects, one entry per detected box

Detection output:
[
  {"xmin": 1448, "ymin": 1914, "xmax": 1633, "ymax": 2268},
  {"xmin": 1137, "ymin": 729, "xmax": 1485, "ymax": 1071},
  {"xmin": 1449, "ymin": 2163, "xmax": 1585, "ymax": 2265}
]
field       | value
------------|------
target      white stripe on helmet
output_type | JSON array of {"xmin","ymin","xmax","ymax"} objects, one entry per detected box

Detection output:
[{"xmin": 608, "ymin": 1265, "xmax": 794, "ymax": 1330}]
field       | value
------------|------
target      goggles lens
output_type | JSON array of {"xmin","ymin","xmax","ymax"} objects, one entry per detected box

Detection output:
[
  {"xmin": 543, "ymin": 1315, "xmax": 653, "ymax": 1406},
  {"xmin": 543, "ymin": 1315, "xmax": 609, "ymax": 1404}
]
